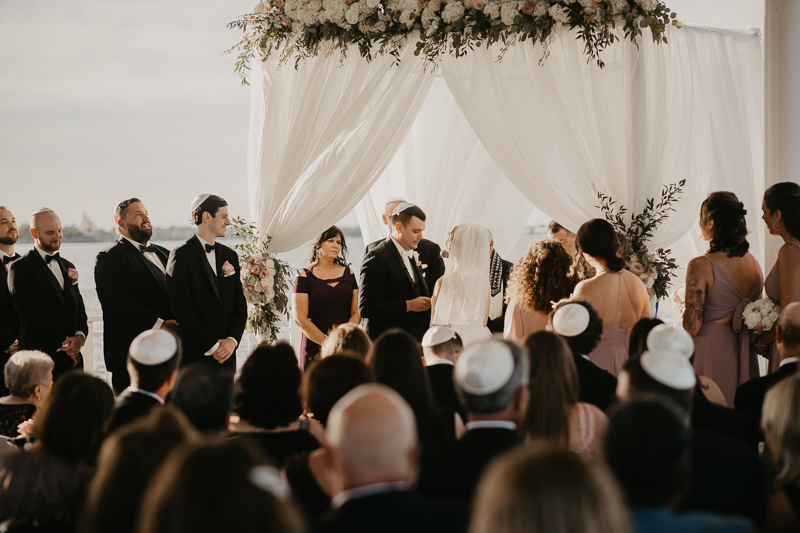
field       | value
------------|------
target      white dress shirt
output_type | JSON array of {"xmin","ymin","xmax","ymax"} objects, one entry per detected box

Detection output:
[
  {"xmin": 424, "ymin": 357, "xmax": 454, "ymax": 367},
  {"xmin": 391, "ymin": 236, "xmax": 415, "ymax": 282},
  {"xmin": 780, "ymin": 357, "xmax": 798, "ymax": 368},
  {"xmin": 331, "ymin": 481, "xmax": 410, "ymax": 509},
  {"xmin": 121, "ymin": 235, "xmax": 165, "ymax": 330},
  {"xmin": 464, "ymin": 420, "xmax": 518, "ymax": 432},
  {"xmin": 196, "ymin": 235, "xmax": 217, "ymax": 275},
  {"xmin": 125, "ymin": 387, "xmax": 165, "ymax": 405}
]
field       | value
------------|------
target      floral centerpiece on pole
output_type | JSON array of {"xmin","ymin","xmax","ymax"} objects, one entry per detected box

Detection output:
[
  {"xmin": 229, "ymin": 217, "xmax": 295, "ymax": 343},
  {"xmin": 596, "ymin": 180, "xmax": 684, "ymax": 301}
]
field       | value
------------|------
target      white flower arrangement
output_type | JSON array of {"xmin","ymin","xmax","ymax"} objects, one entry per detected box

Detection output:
[
  {"xmin": 742, "ymin": 298, "xmax": 781, "ymax": 336},
  {"xmin": 228, "ymin": 0, "xmax": 681, "ymax": 83},
  {"xmin": 670, "ymin": 283, "xmax": 685, "ymax": 311}
]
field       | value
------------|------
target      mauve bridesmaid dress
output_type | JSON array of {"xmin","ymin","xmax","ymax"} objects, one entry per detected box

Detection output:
[{"xmin": 764, "ymin": 242, "xmax": 800, "ymax": 374}]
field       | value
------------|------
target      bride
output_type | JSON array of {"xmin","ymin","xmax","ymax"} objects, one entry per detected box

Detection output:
[{"xmin": 431, "ymin": 223, "xmax": 492, "ymax": 347}]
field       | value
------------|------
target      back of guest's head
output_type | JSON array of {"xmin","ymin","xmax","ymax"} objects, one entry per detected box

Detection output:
[
  {"xmin": 764, "ymin": 181, "xmax": 800, "ymax": 240},
  {"xmin": 127, "ymin": 329, "xmax": 181, "ymax": 393},
  {"xmin": 234, "ymin": 343, "xmax": 302, "ymax": 430},
  {"xmin": 505, "ymin": 239, "xmax": 577, "ymax": 313},
  {"xmin": 391, "ymin": 204, "xmax": 426, "ymax": 227},
  {"xmin": 701, "ymin": 191, "xmax": 749, "ymax": 257},
  {"xmin": 82, "ymin": 408, "xmax": 199, "ymax": 533},
  {"xmin": 470, "ymin": 446, "xmax": 630, "ymax": 533},
  {"xmin": 522, "ymin": 331, "xmax": 578, "ymax": 444},
  {"xmin": 604, "ymin": 397, "xmax": 690, "ymax": 508},
  {"xmin": 455, "ymin": 339, "xmax": 528, "ymax": 415},
  {"xmin": 138, "ymin": 439, "xmax": 304, "ymax": 533},
  {"xmin": 777, "ymin": 302, "xmax": 800, "ymax": 350},
  {"xmin": 575, "ymin": 219, "xmax": 625, "ymax": 272},
  {"xmin": 628, "ymin": 318, "xmax": 664, "ymax": 359},
  {"xmin": 320, "ymin": 323, "xmax": 371, "ymax": 360},
  {"xmin": 171, "ymin": 364, "xmax": 234, "ymax": 434},
  {"xmin": 422, "ymin": 327, "xmax": 463, "ymax": 363},
  {"xmin": 4, "ymin": 350, "xmax": 53, "ymax": 400},
  {"xmin": 620, "ymin": 356, "xmax": 693, "ymax": 412},
  {"xmin": 549, "ymin": 300, "xmax": 603, "ymax": 355},
  {"xmin": 35, "ymin": 371, "xmax": 115, "ymax": 464},
  {"xmin": 302, "ymin": 354, "xmax": 373, "ymax": 426},
  {"xmin": 762, "ymin": 375, "xmax": 800, "ymax": 486}
]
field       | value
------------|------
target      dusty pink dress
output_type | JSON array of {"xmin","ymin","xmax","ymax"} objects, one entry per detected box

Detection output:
[
  {"xmin": 503, "ymin": 300, "xmax": 548, "ymax": 341},
  {"xmin": 692, "ymin": 257, "xmax": 763, "ymax": 406},
  {"xmin": 586, "ymin": 273, "xmax": 634, "ymax": 377},
  {"xmin": 764, "ymin": 242, "xmax": 800, "ymax": 374}
]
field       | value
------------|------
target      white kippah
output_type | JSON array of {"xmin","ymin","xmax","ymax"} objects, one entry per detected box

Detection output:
[
  {"xmin": 391, "ymin": 202, "xmax": 417, "ymax": 217},
  {"xmin": 455, "ymin": 340, "xmax": 515, "ymax": 395},
  {"xmin": 640, "ymin": 349, "xmax": 696, "ymax": 390},
  {"xmin": 422, "ymin": 326, "xmax": 457, "ymax": 348},
  {"xmin": 551, "ymin": 303, "xmax": 590, "ymax": 337},
  {"xmin": 30, "ymin": 207, "xmax": 54, "ymax": 217},
  {"xmin": 189, "ymin": 194, "xmax": 211, "ymax": 213},
  {"xmin": 647, "ymin": 325, "xmax": 694, "ymax": 360},
  {"xmin": 130, "ymin": 329, "xmax": 177, "ymax": 365},
  {"xmin": 386, "ymin": 196, "xmax": 406, "ymax": 204}
]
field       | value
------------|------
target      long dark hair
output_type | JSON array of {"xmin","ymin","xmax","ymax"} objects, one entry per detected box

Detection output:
[
  {"xmin": 576, "ymin": 219, "xmax": 625, "ymax": 272},
  {"xmin": 309, "ymin": 226, "xmax": 348, "ymax": 266},
  {"xmin": 764, "ymin": 182, "xmax": 800, "ymax": 240},
  {"xmin": 702, "ymin": 192, "xmax": 749, "ymax": 258}
]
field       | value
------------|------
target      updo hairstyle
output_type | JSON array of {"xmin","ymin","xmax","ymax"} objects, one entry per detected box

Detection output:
[
  {"xmin": 764, "ymin": 182, "xmax": 800, "ymax": 240},
  {"xmin": 701, "ymin": 192, "xmax": 749, "ymax": 258},
  {"xmin": 575, "ymin": 219, "xmax": 626, "ymax": 272}
]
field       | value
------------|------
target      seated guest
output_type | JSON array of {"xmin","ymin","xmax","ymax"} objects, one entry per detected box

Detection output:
[
  {"xmin": 320, "ymin": 323, "xmax": 371, "ymax": 360},
  {"xmin": 170, "ymin": 363, "xmax": 234, "ymax": 435},
  {"xmin": 229, "ymin": 343, "xmax": 321, "ymax": 467},
  {"xmin": 470, "ymin": 446, "xmax": 630, "ymax": 533},
  {"xmin": 417, "ymin": 339, "xmax": 528, "ymax": 501},
  {"xmin": 81, "ymin": 408, "xmax": 199, "ymax": 533},
  {"xmin": 605, "ymin": 398, "xmax": 753, "ymax": 533},
  {"xmin": 0, "ymin": 350, "xmax": 53, "ymax": 437},
  {"xmin": 618, "ymin": 351, "xmax": 766, "ymax": 524},
  {"xmin": 368, "ymin": 330, "xmax": 450, "ymax": 450},
  {"xmin": 762, "ymin": 376, "xmax": 800, "ymax": 532},
  {"xmin": 504, "ymin": 239, "xmax": 577, "ymax": 341},
  {"xmin": 523, "ymin": 331, "xmax": 608, "ymax": 458},
  {"xmin": 140, "ymin": 439, "xmax": 305, "ymax": 533},
  {"xmin": 422, "ymin": 326, "xmax": 467, "ymax": 425},
  {"xmin": 316, "ymin": 384, "xmax": 465, "ymax": 533},
  {"xmin": 628, "ymin": 317, "xmax": 664, "ymax": 359},
  {"xmin": 736, "ymin": 302, "xmax": 800, "ymax": 439},
  {"xmin": 107, "ymin": 329, "xmax": 181, "ymax": 434},
  {"xmin": 549, "ymin": 300, "xmax": 618, "ymax": 412},
  {"xmin": 0, "ymin": 371, "xmax": 114, "ymax": 531}
]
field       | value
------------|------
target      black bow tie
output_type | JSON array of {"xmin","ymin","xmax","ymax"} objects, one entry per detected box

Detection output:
[
  {"xmin": 45, "ymin": 253, "xmax": 60, "ymax": 265},
  {"xmin": 2, "ymin": 255, "xmax": 17, "ymax": 265},
  {"xmin": 204, "ymin": 243, "xmax": 216, "ymax": 254},
  {"xmin": 140, "ymin": 244, "xmax": 157, "ymax": 254}
]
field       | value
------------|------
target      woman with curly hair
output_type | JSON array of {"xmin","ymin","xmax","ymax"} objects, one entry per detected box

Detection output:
[{"xmin": 504, "ymin": 240, "xmax": 578, "ymax": 341}]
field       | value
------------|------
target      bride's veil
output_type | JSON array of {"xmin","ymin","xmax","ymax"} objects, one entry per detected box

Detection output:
[{"xmin": 435, "ymin": 223, "xmax": 491, "ymax": 326}]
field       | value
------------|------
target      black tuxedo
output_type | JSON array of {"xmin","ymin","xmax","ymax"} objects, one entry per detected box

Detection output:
[
  {"xmin": 692, "ymin": 384, "xmax": 756, "ymax": 447},
  {"xmin": 8, "ymin": 248, "xmax": 88, "ymax": 381},
  {"xmin": 315, "ymin": 490, "xmax": 467, "ymax": 533},
  {"xmin": 359, "ymin": 238, "xmax": 432, "ymax": 341},
  {"xmin": 366, "ymin": 237, "xmax": 445, "ymax": 295},
  {"xmin": 106, "ymin": 389, "xmax": 161, "ymax": 434},
  {"xmin": 166, "ymin": 236, "xmax": 247, "ymax": 372},
  {"xmin": 0, "ymin": 253, "xmax": 20, "ymax": 353},
  {"xmin": 486, "ymin": 258, "xmax": 513, "ymax": 334},
  {"xmin": 734, "ymin": 361, "xmax": 798, "ymax": 441},
  {"xmin": 417, "ymin": 426, "xmax": 522, "ymax": 500},
  {"xmin": 95, "ymin": 238, "xmax": 173, "ymax": 392},
  {"xmin": 426, "ymin": 364, "xmax": 467, "ymax": 423},
  {"xmin": 573, "ymin": 354, "xmax": 618, "ymax": 412}
]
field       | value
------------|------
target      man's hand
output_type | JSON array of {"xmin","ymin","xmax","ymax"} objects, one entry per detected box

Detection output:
[
  {"xmin": 161, "ymin": 319, "xmax": 179, "ymax": 333},
  {"xmin": 59, "ymin": 334, "xmax": 85, "ymax": 366},
  {"xmin": 211, "ymin": 338, "xmax": 237, "ymax": 364},
  {"xmin": 407, "ymin": 297, "xmax": 432, "ymax": 313},
  {"xmin": 6, "ymin": 341, "xmax": 18, "ymax": 355}
]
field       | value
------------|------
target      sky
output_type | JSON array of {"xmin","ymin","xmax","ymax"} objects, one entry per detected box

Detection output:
[{"xmin": 0, "ymin": 0, "xmax": 765, "ymax": 231}]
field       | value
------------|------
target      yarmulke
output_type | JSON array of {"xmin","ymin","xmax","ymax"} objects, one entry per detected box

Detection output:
[
  {"xmin": 640, "ymin": 349, "xmax": 696, "ymax": 390},
  {"xmin": 130, "ymin": 329, "xmax": 177, "ymax": 365},
  {"xmin": 551, "ymin": 303, "xmax": 590, "ymax": 337},
  {"xmin": 422, "ymin": 326, "xmax": 457, "ymax": 347},
  {"xmin": 454, "ymin": 340, "xmax": 515, "ymax": 395},
  {"xmin": 391, "ymin": 202, "xmax": 416, "ymax": 217},
  {"xmin": 647, "ymin": 325, "xmax": 694, "ymax": 359},
  {"xmin": 190, "ymin": 194, "xmax": 211, "ymax": 213},
  {"xmin": 386, "ymin": 196, "xmax": 406, "ymax": 204}
]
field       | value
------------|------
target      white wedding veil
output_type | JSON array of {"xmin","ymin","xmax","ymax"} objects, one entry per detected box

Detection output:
[{"xmin": 434, "ymin": 223, "xmax": 491, "ymax": 326}]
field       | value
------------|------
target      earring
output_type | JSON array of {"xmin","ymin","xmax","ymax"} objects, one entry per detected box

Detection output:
[{"xmin": 773, "ymin": 221, "xmax": 785, "ymax": 232}]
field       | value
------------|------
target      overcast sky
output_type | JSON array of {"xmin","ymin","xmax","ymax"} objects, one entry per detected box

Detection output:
[{"xmin": 0, "ymin": 0, "xmax": 765, "ymax": 230}]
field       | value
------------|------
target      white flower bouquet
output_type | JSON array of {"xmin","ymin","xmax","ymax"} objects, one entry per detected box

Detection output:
[
  {"xmin": 742, "ymin": 298, "xmax": 780, "ymax": 336},
  {"xmin": 670, "ymin": 283, "xmax": 685, "ymax": 311}
]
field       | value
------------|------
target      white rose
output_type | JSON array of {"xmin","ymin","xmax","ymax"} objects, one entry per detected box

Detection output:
[
  {"xmin": 399, "ymin": 8, "xmax": 417, "ymax": 24},
  {"xmin": 743, "ymin": 312, "xmax": 761, "ymax": 330},
  {"xmin": 548, "ymin": 4, "xmax": 570, "ymax": 22},
  {"xmin": 763, "ymin": 317, "xmax": 775, "ymax": 331},
  {"xmin": 346, "ymin": 5, "xmax": 360, "ymax": 23},
  {"xmin": 636, "ymin": 0, "xmax": 658, "ymax": 12},
  {"xmin": 367, "ymin": 0, "xmax": 381, "ymax": 7},
  {"xmin": 533, "ymin": 0, "xmax": 549, "ymax": 17},
  {"xmin": 254, "ymin": 2, "xmax": 268, "ymax": 13},
  {"xmin": 500, "ymin": 2, "xmax": 517, "ymax": 25}
]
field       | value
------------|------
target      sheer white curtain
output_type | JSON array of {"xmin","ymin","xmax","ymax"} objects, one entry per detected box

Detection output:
[
  {"xmin": 247, "ymin": 44, "xmax": 435, "ymax": 253},
  {"xmin": 440, "ymin": 24, "xmax": 764, "ymax": 260},
  {"xmin": 355, "ymin": 75, "xmax": 533, "ymax": 258}
]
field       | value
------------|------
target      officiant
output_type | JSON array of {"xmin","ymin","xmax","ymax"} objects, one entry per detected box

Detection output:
[{"xmin": 487, "ymin": 231, "xmax": 513, "ymax": 334}]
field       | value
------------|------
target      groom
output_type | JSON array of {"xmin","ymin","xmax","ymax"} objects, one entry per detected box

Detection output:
[{"xmin": 359, "ymin": 203, "xmax": 432, "ymax": 342}]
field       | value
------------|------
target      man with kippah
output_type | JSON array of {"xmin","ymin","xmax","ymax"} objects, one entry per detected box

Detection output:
[{"xmin": 421, "ymin": 326, "xmax": 467, "ymax": 425}]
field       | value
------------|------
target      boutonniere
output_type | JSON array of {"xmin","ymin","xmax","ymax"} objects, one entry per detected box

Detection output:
[
  {"xmin": 67, "ymin": 268, "xmax": 79, "ymax": 285},
  {"xmin": 411, "ymin": 250, "xmax": 422, "ymax": 268},
  {"xmin": 221, "ymin": 261, "xmax": 236, "ymax": 277}
]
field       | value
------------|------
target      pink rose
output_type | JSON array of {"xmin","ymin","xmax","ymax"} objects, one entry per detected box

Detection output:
[
  {"xmin": 241, "ymin": 269, "xmax": 250, "ymax": 278},
  {"xmin": 259, "ymin": 270, "xmax": 268, "ymax": 279},
  {"xmin": 245, "ymin": 285, "xmax": 254, "ymax": 293},
  {"xmin": 282, "ymin": 18, "xmax": 292, "ymax": 27},
  {"xmin": 275, "ymin": 0, "xmax": 284, "ymax": 8},
  {"xmin": 17, "ymin": 419, "xmax": 34, "ymax": 436},
  {"xmin": 419, "ymin": 0, "xmax": 429, "ymax": 8},
  {"xmin": 346, "ymin": 0, "xmax": 356, "ymax": 3},
  {"xmin": 521, "ymin": 2, "xmax": 535, "ymax": 15},
  {"xmin": 629, "ymin": 260, "xmax": 644, "ymax": 275},
  {"xmin": 221, "ymin": 261, "xmax": 235, "ymax": 277},
  {"xmin": 67, "ymin": 268, "xmax": 79, "ymax": 284},
  {"xmin": 472, "ymin": 0, "xmax": 484, "ymax": 10}
]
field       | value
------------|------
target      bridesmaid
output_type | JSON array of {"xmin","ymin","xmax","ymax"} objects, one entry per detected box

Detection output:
[
  {"xmin": 683, "ymin": 192, "xmax": 763, "ymax": 406},
  {"xmin": 756, "ymin": 182, "xmax": 800, "ymax": 372},
  {"xmin": 572, "ymin": 219, "xmax": 650, "ymax": 376},
  {"xmin": 292, "ymin": 226, "xmax": 360, "ymax": 370}
]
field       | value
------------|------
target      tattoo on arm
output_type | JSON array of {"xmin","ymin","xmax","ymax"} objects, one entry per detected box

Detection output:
[{"xmin": 683, "ymin": 261, "xmax": 705, "ymax": 333}]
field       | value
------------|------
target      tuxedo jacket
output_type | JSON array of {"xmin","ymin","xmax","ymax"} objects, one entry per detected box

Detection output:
[
  {"xmin": 426, "ymin": 364, "xmax": 467, "ymax": 423},
  {"xmin": 486, "ymin": 258, "xmax": 513, "ymax": 334},
  {"xmin": 106, "ymin": 390, "xmax": 161, "ymax": 435},
  {"xmin": 8, "ymin": 249, "xmax": 88, "ymax": 380},
  {"xmin": 0, "ymin": 254, "xmax": 21, "ymax": 352},
  {"xmin": 366, "ymin": 238, "xmax": 445, "ymax": 295},
  {"xmin": 166, "ymin": 236, "xmax": 247, "ymax": 371},
  {"xmin": 692, "ymin": 384, "xmax": 756, "ymax": 448},
  {"xmin": 573, "ymin": 354, "xmax": 618, "ymax": 413},
  {"xmin": 734, "ymin": 361, "xmax": 798, "ymax": 440},
  {"xmin": 95, "ymin": 238, "xmax": 173, "ymax": 373},
  {"xmin": 359, "ymin": 237, "xmax": 432, "ymax": 342}
]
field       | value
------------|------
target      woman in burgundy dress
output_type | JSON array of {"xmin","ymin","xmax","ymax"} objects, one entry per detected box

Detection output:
[{"xmin": 292, "ymin": 226, "xmax": 359, "ymax": 370}]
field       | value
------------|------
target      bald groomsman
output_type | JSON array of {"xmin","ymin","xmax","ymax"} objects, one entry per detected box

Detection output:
[
  {"xmin": 9, "ymin": 209, "xmax": 88, "ymax": 381},
  {"xmin": 95, "ymin": 198, "xmax": 177, "ymax": 394},
  {"xmin": 0, "ymin": 206, "xmax": 21, "ymax": 395}
]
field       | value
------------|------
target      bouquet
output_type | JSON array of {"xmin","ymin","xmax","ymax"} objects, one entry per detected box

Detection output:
[
  {"xmin": 670, "ymin": 283, "xmax": 686, "ymax": 312},
  {"xmin": 241, "ymin": 254, "xmax": 277, "ymax": 306},
  {"xmin": 742, "ymin": 298, "xmax": 780, "ymax": 336}
]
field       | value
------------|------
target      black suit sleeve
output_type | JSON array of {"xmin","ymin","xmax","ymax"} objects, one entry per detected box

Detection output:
[
  {"xmin": 8, "ymin": 261, "xmax": 41, "ymax": 331},
  {"xmin": 0, "ymin": 283, "xmax": 16, "ymax": 350},
  {"xmin": 167, "ymin": 247, "xmax": 219, "ymax": 353},
  {"xmin": 359, "ymin": 251, "xmax": 408, "ymax": 321},
  {"xmin": 224, "ymin": 249, "xmax": 247, "ymax": 346},
  {"xmin": 95, "ymin": 250, "xmax": 162, "ymax": 333}
]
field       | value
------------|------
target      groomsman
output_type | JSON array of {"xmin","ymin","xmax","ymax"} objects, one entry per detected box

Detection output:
[
  {"xmin": 8, "ymin": 209, "xmax": 88, "ymax": 381},
  {"xmin": 167, "ymin": 194, "xmax": 246, "ymax": 373},
  {"xmin": 0, "ymin": 207, "xmax": 21, "ymax": 395},
  {"xmin": 95, "ymin": 198, "xmax": 176, "ymax": 394}
]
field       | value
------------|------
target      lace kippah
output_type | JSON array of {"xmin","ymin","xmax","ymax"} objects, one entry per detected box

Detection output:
[
  {"xmin": 130, "ymin": 329, "xmax": 177, "ymax": 365},
  {"xmin": 455, "ymin": 340, "xmax": 515, "ymax": 395},
  {"xmin": 640, "ymin": 349, "xmax": 696, "ymax": 390},
  {"xmin": 647, "ymin": 325, "xmax": 694, "ymax": 360},
  {"xmin": 189, "ymin": 194, "xmax": 211, "ymax": 213},
  {"xmin": 391, "ymin": 202, "xmax": 416, "ymax": 217}
]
